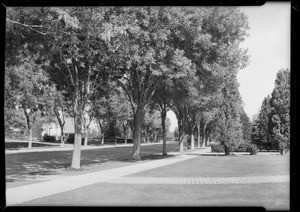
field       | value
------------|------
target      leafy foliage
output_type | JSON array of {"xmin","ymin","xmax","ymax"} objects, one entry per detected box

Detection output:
[
  {"xmin": 5, "ymin": 6, "xmax": 252, "ymax": 166},
  {"xmin": 269, "ymin": 69, "xmax": 290, "ymax": 154}
]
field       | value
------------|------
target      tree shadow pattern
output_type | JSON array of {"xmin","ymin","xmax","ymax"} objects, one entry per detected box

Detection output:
[{"xmin": 6, "ymin": 142, "xmax": 187, "ymax": 182}]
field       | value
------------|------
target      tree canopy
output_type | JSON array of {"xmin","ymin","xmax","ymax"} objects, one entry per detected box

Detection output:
[{"xmin": 5, "ymin": 6, "xmax": 254, "ymax": 167}]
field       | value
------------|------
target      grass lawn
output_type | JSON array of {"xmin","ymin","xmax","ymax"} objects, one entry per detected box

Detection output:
[
  {"xmin": 7, "ymin": 144, "xmax": 290, "ymax": 209},
  {"xmin": 5, "ymin": 142, "xmax": 55, "ymax": 150},
  {"xmin": 5, "ymin": 142, "xmax": 186, "ymax": 185},
  {"xmin": 21, "ymin": 181, "xmax": 289, "ymax": 210},
  {"xmin": 128, "ymin": 154, "xmax": 290, "ymax": 178}
]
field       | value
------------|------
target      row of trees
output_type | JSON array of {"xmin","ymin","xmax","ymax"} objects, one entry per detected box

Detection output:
[
  {"xmin": 5, "ymin": 6, "xmax": 251, "ymax": 169},
  {"xmin": 252, "ymin": 69, "xmax": 290, "ymax": 154}
]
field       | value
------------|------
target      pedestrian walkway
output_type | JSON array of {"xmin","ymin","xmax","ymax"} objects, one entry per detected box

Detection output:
[
  {"xmin": 107, "ymin": 175, "xmax": 289, "ymax": 185},
  {"xmin": 6, "ymin": 147, "xmax": 210, "ymax": 205},
  {"xmin": 6, "ymin": 146, "xmax": 288, "ymax": 206}
]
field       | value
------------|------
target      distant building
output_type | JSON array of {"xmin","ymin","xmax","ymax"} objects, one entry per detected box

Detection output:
[
  {"xmin": 42, "ymin": 117, "xmax": 75, "ymax": 137},
  {"xmin": 42, "ymin": 117, "xmax": 98, "ymax": 137}
]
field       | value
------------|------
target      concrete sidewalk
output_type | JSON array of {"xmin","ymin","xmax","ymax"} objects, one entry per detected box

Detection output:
[{"xmin": 6, "ymin": 147, "xmax": 211, "ymax": 205}]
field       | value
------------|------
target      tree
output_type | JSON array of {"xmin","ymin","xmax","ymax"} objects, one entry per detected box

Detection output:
[
  {"xmin": 5, "ymin": 56, "xmax": 52, "ymax": 148},
  {"xmin": 110, "ymin": 7, "xmax": 194, "ymax": 160},
  {"xmin": 269, "ymin": 69, "xmax": 290, "ymax": 154},
  {"xmin": 239, "ymin": 107, "xmax": 252, "ymax": 141},
  {"xmin": 174, "ymin": 126, "xmax": 179, "ymax": 139},
  {"xmin": 256, "ymin": 96, "xmax": 272, "ymax": 143},
  {"xmin": 215, "ymin": 76, "xmax": 244, "ymax": 155},
  {"xmin": 152, "ymin": 78, "xmax": 173, "ymax": 154},
  {"xmin": 169, "ymin": 76, "xmax": 196, "ymax": 152},
  {"xmin": 144, "ymin": 108, "xmax": 162, "ymax": 143},
  {"xmin": 40, "ymin": 7, "xmax": 121, "ymax": 169},
  {"xmin": 52, "ymin": 87, "xmax": 71, "ymax": 147}
]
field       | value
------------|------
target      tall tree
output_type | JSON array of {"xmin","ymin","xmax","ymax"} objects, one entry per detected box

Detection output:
[
  {"xmin": 239, "ymin": 107, "xmax": 252, "ymax": 141},
  {"xmin": 5, "ymin": 56, "xmax": 51, "ymax": 147},
  {"xmin": 152, "ymin": 79, "xmax": 173, "ymax": 154},
  {"xmin": 52, "ymin": 87, "xmax": 70, "ymax": 147},
  {"xmin": 256, "ymin": 96, "xmax": 272, "ymax": 143},
  {"xmin": 111, "ymin": 7, "xmax": 194, "ymax": 160},
  {"xmin": 269, "ymin": 69, "xmax": 290, "ymax": 154},
  {"xmin": 215, "ymin": 76, "xmax": 244, "ymax": 155}
]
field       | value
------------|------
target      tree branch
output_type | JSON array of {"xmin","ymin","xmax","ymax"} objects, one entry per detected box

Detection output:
[
  {"xmin": 6, "ymin": 18, "xmax": 48, "ymax": 35},
  {"xmin": 116, "ymin": 79, "xmax": 136, "ymax": 112}
]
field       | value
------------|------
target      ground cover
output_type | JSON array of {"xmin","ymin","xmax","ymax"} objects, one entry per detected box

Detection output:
[
  {"xmin": 127, "ymin": 153, "xmax": 290, "ymax": 178},
  {"xmin": 5, "ymin": 142, "xmax": 186, "ymax": 185},
  {"xmin": 5, "ymin": 142, "xmax": 55, "ymax": 150},
  {"xmin": 20, "ymin": 181, "xmax": 289, "ymax": 210}
]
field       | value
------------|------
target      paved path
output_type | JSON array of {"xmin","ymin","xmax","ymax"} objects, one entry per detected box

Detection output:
[
  {"xmin": 107, "ymin": 175, "xmax": 289, "ymax": 185},
  {"xmin": 6, "ymin": 146, "xmax": 288, "ymax": 206},
  {"xmin": 7, "ymin": 148, "xmax": 210, "ymax": 205}
]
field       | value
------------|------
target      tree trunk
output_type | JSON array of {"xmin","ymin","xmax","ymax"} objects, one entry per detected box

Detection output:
[
  {"xmin": 54, "ymin": 108, "xmax": 65, "ymax": 148},
  {"xmin": 224, "ymin": 146, "xmax": 230, "ymax": 156},
  {"xmin": 124, "ymin": 128, "xmax": 127, "ymax": 145},
  {"xmin": 177, "ymin": 116, "xmax": 185, "ymax": 152},
  {"xmin": 28, "ymin": 128, "xmax": 32, "ymax": 148},
  {"xmin": 71, "ymin": 109, "xmax": 82, "ymax": 169},
  {"xmin": 142, "ymin": 131, "xmax": 146, "ymax": 143},
  {"xmin": 161, "ymin": 103, "xmax": 167, "ymax": 155},
  {"xmin": 207, "ymin": 135, "xmax": 210, "ymax": 146},
  {"xmin": 101, "ymin": 133, "xmax": 104, "ymax": 145},
  {"xmin": 201, "ymin": 123, "xmax": 206, "ymax": 147},
  {"xmin": 131, "ymin": 108, "xmax": 144, "ymax": 161},
  {"xmin": 84, "ymin": 134, "xmax": 88, "ymax": 146},
  {"xmin": 179, "ymin": 132, "xmax": 185, "ymax": 152},
  {"xmin": 197, "ymin": 122, "xmax": 201, "ymax": 148},
  {"xmin": 190, "ymin": 133, "xmax": 194, "ymax": 150},
  {"xmin": 205, "ymin": 132, "xmax": 209, "ymax": 146},
  {"xmin": 60, "ymin": 127, "xmax": 64, "ymax": 147}
]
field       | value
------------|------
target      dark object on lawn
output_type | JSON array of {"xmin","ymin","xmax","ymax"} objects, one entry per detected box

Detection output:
[
  {"xmin": 66, "ymin": 134, "xmax": 85, "ymax": 145},
  {"xmin": 43, "ymin": 134, "xmax": 58, "ymax": 143},
  {"xmin": 236, "ymin": 142, "xmax": 249, "ymax": 152},
  {"xmin": 248, "ymin": 143, "xmax": 259, "ymax": 155},
  {"xmin": 210, "ymin": 144, "xmax": 225, "ymax": 153}
]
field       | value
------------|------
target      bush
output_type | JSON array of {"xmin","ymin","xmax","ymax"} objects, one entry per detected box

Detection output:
[
  {"xmin": 236, "ymin": 142, "xmax": 249, "ymax": 152},
  {"xmin": 211, "ymin": 144, "xmax": 225, "ymax": 153},
  {"xmin": 43, "ymin": 134, "xmax": 58, "ymax": 143},
  {"xmin": 278, "ymin": 142, "xmax": 289, "ymax": 155},
  {"xmin": 247, "ymin": 143, "xmax": 259, "ymax": 155},
  {"xmin": 66, "ymin": 134, "xmax": 85, "ymax": 145}
]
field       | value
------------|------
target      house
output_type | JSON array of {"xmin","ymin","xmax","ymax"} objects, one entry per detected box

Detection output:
[
  {"xmin": 42, "ymin": 117, "xmax": 75, "ymax": 137},
  {"xmin": 42, "ymin": 117, "xmax": 98, "ymax": 138}
]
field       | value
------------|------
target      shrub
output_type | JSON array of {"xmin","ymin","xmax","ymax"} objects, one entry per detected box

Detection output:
[
  {"xmin": 278, "ymin": 142, "xmax": 289, "ymax": 155},
  {"xmin": 66, "ymin": 134, "xmax": 85, "ymax": 145},
  {"xmin": 247, "ymin": 143, "xmax": 259, "ymax": 155},
  {"xmin": 43, "ymin": 134, "xmax": 57, "ymax": 143},
  {"xmin": 236, "ymin": 142, "xmax": 249, "ymax": 152},
  {"xmin": 211, "ymin": 144, "xmax": 224, "ymax": 153}
]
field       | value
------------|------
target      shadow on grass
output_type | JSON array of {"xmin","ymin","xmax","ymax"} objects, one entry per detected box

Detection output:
[
  {"xmin": 5, "ymin": 142, "xmax": 55, "ymax": 150},
  {"xmin": 6, "ymin": 143, "xmax": 182, "ymax": 182},
  {"xmin": 187, "ymin": 153, "xmax": 248, "ymax": 156},
  {"xmin": 140, "ymin": 154, "xmax": 175, "ymax": 161}
]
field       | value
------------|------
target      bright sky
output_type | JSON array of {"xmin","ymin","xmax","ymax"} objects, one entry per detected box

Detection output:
[
  {"xmin": 238, "ymin": 2, "xmax": 290, "ymax": 121},
  {"xmin": 167, "ymin": 2, "xmax": 291, "ymax": 132}
]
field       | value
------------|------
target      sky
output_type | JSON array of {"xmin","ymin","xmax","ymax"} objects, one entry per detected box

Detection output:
[{"xmin": 167, "ymin": 2, "xmax": 291, "ymax": 132}]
